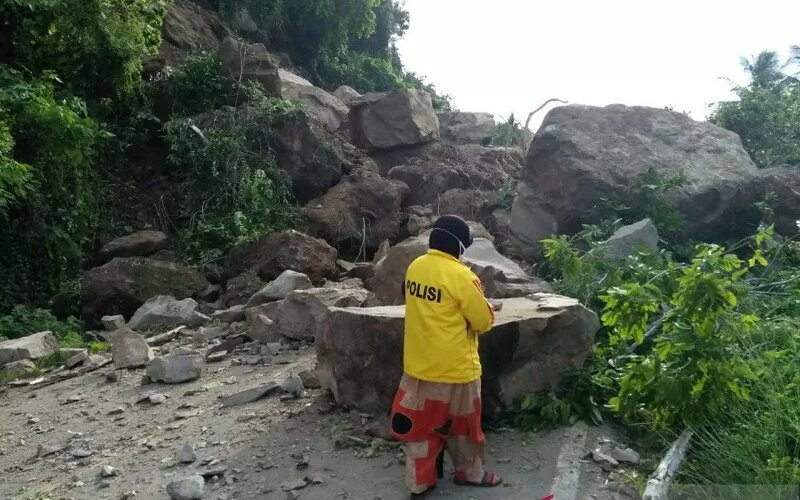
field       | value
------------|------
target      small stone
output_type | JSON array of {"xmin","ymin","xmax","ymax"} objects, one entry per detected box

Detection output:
[
  {"xmin": 591, "ymin": 449, "xmax": 619, "ymax": 471},
  {"xmin": 280, "ymin": 478, "xmax": 308, "ymax": 492},
  {"xmin": 105, "ymin": 371, "xmax": 122, "ymax": 383},
  {"xmin": 65, "ymin": 349, "xmax": 89, "ymax": 368},
  {"xmin": 63, "ymin": 394, "xmax": 84, "ymax": 404},
  {"xmin": 149, "ymin": 394, "xmax": 167, "ymax": 405},
  {"xmin": 101, "ymin": 465, "xmax": 118, "ymax": 478},
  {"xmin": 36, "ymin": 443, "xmax": 63, "ymax": 458},
  {"xmin": 3, "ymin": 359, "xmax": 35, "ymax": 377},
  {"xmin": 206, "ymin": 351, "xmax": 228, "ymax": 363},
  {"xmin": 71, "ymin": 448, "xmax": 93, "ymax": 458},
  {"xmin": 108, "ymin": 407, "xmax": 126, "ymax": 415},
  {"xmin": 178, "ymin": 443, "xmax": 197, "ymax": 464},
  {"xmin": 101, "ymin": 315, "xmax": 126, "ymax": 331},
  {"xmin": 224, "ymin": 376, "xmax": 237, "ymax": 385},
  {"xmin": 167, "ymin": 475, "xmax": 206, "ymax": 500},
  {"xmin": 610, "ymin": 446, "xmax": 641, "ymax": 465},
  {"xmin": 279, "ymin": 373, "xmax": 304, "ymax": 398},
  {"xmin": 496, "ymin": 457, "xmax": 512, "ymax": 464}
]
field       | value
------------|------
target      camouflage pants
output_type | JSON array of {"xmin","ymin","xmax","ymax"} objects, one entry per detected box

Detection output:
[{"xmin": 389, "ymin": 373, "xmax": 485, "ymax": 494}]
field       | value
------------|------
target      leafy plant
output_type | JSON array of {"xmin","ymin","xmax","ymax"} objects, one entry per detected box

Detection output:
[
  {"xmin": 165, "ymin": 87, "xmax": 301, "ymax": 264},
  {"xmin": 0, "ymin": 306, "xmax": 80, "ymax": 342},
  {"xmin": 600, "ymin": 227, "xmax": 773, "ymax": 430},
  {"xmin": 596, "ymin": 168, "xmax": 687, "ymax": 239},
  {"xmin": 490, "ymin": 114, "xmax": 532, "ymax": 149},
  {"xmin": 161, "ymin": 51, "xmax": 232, "ymax": 117},
  {"xmin": 0, "ymin": 68, "xmax": 104, "ymax": 311},
  {"xmin": 1, "ymin": 0, "xmax": 167, "ymax": 100}
]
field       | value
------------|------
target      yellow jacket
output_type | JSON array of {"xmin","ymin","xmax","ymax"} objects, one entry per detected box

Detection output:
[{"xmin": 402, "ymin": 250, "xmax": 495, "ymax": 383}]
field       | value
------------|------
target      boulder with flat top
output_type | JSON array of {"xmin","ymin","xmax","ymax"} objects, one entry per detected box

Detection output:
[{"xmin": 315, "ymin": 294, "xmax": 599, "ymax": 416}]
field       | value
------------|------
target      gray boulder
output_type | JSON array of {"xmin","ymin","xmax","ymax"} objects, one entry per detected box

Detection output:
[
  {"xmin": 101, "ymin": 315, "xmax": 126, "ymax": 332},
  {"xmin": 147, "ymin": 353, "xmax": 203, "ymax": 384},
  {"xmin": 272, "ymin": 287, "xmax": 372, "ymax": 341},
  {"xmin": 167, "ymin": 475, "xmax": 206, "ymax": 500},
  {"xmin": 437, "ymin": 111, "xmax": 496, "ymax": 144},
  {"xmin": 127, "ymin": 296, "xmax": 210, "ymax": 332},
  {"xmin": 111, "ymin": 328, "xmax": 153, "ymax": 369},
  {"xmin": 246, "ymin": 270, "xmax": 312, "ymax": 307},
  {"xmin": 0, "ymin": 331, "xmax": 58, "ymax": 365},
  {"xmin": 225, "ymin": 230, "xmax": 338, "ymax": 283},
  {"xmin": 3, "ymin": 359, "xmax": 35, "ymax": 377},
  {"xmin": 274, "ymin": 113, "xmax": 344, "ymax": 204},
  {"xmin": 303, "ymin": 169, "xmax": 409, "ymax": 250},
  {"xmin": 98, "ymin": 230, "xmax": 168, "ymax": 264},
  {"xmin": 219, "ymin": 38, "xmax": 348, "ymax": 132},
  {"xmin": 82, "ymin": 257, "xmax": 209, "ymax": 328},
  {"xmin": 316, "ymin": 294, "xmax": 599, "ymax": 416},
  {"xmin": 594, "ymin": 219, "xmax": 660, "ymax": 260},
  {"xmin": 246, "ymin": 314, "xmax": 281, "ymax": 344},
  {"xmin": 333, "ymin": 85, "xmax": 361, "ymax": 105},
  {"xmin": 510, "ymin": 104, "xmax": 764, "ymax": 256},
  {"xmin": 159, "ymin": 0, "xmax": 223, "ymax": 65},
  {"xmin": 223, "ymin": 273, "xmax": 265, "ymax": 307},
  {"xmin": 350, "ymin": 89, "xmax": 439, "ymax": 150}
]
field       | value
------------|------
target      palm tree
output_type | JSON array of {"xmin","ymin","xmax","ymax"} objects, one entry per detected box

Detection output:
[
  {"xmin": 788, "ymin": 45, "xmax": 800, "ymax": 75},
  {"xmin": 740, "ymin": 51, "xmax": 785, "ymax": 88}
]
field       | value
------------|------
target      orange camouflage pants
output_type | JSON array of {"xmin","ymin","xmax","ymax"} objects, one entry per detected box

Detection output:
[{"xmin": 389, "ymin": 373, "xmax": 486, "ymax": 494}]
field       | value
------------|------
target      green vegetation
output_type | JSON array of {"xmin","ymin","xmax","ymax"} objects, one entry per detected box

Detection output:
[
  {"xmin": 165, "ymin": 85, "xmax": 300, "ymax": 265},
  {"xmin": 219, "ymin": 0, "xmax": 452, "ymax": 109},
  {"xmin": 0, "ymin": 306, "xmax": 80, "ymax": 343},
  {"xmin": 711, "ymin": 47, "xmax": 800, "ymax": 167},
  {"xmin": 490, "ymin": 114, "xmax": 533, "ymax": 148}
]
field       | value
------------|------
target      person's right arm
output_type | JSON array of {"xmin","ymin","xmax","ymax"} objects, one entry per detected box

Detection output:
[{"xmin": 457, "ymin": 271, "xmax": 495, "ymax": 334}]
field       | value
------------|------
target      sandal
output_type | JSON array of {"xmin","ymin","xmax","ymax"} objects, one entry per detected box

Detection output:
[{"xmin": 453, "ymin": 470, "xmax": 503, "ymax": 487}]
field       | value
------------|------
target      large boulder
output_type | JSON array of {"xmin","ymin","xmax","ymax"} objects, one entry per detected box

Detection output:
[
  {"xmin": 127, "ymin": 296, "xmax": 210, "ymax": 332},
  {"xmin": 510, "ymin": 104, "xmax": 764, "ymax": 257},
  {"xmin": 82, "ymin": 258, "xmax": 209, "ymax": 328},
  {"xmin": 593, "ymin": 219, "xmax": 660, "ymax": 261},
  {"xmin": 225, "ymin": 231, "xmax": 338, "ymax": 283},
  {"xmin": 271, "ymin": 286, "xmax": 372, "ymax": 341},
  {"xmin": 111, "ymin": 328, "xmax": 153, "ymax": 369},
  {"xmin": 367, "ymin": 233, "xmax": 546, "ymax": 305},
  {"xmin": 278, "ymin": 71, "xmax": 349, "ymax": 132},
  {"xmin": 147, "ymin": 353, "xmax": 203, "ymax": 384},
  {"xmin": 0, "ymin": 332, "xmax": 58, "ymax": 366},
  {"xmin": 316, "ymin": 294, "xmax": 599, "ymax": 415},
  {"xmin": 275, "ymin": 113, "xmax": 344, "ymax": 204},
  {"xmin": 159, "ymin": 0, "xmax": 223, "ymax": 65},
  {"xmin": 98, "ymin": 230, "xmax": 168, "ymax": 264},
  {"xmin": 437, "ymin": 112, "xmax": 496, "ymax": 144},
  {"xmin": 350, "ymin": 89, "xmax": 439, "ymax": 150},
  {"xmin": 756, "ymin": 168, "xmax": 800, "ymax": 236},
  {"xmin": 386, "ymin": 144, "xmax": 523, "ymax": 208},
  {"xmin": 222, "ymin": 273, "xmax": 265, "ymax": 307},
  {"xmin": 246, "ymin": 270, "xmax": 312, "ymax": 307},
  {"xmin": 333, "ymin": 85, "xmax": 361, "ymax": 105},
  {"xmin": 219, "ymin": 37, "xmax": 279, "ymax": 92},
  {"xmin": 304, "ymin": 169, "xmax": 409, "ymax": 250},
  {"xmin": 219, "ymin": 38, "xmax": 347, "ymax": 132}
]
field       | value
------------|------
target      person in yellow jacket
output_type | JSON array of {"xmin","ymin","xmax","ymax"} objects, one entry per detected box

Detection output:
[{"xmin": 389, "ymin": 215, "xmax": 503, "ymax": 498}]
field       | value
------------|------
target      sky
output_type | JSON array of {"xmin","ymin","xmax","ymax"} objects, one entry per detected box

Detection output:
[{"xmin": 396, "ymin": 0, "xmax": 800, "ymax": 131}]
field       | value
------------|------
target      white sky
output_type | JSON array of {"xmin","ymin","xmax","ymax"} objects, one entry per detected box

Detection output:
[{"xmin": 396, "ymin": 0, "xmax": 800, "ymax": 130}]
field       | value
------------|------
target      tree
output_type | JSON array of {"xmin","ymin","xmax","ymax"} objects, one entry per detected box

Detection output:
[{"xmin": 739, "ymin": 51, "xmax": 785, "ymax": 89}]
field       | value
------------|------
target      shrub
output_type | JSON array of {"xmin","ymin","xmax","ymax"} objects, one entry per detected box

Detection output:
[
  {"xmin": 0, "ymin": 68, "xmax": 104, "ymax": 312},
  {"xmin": 0, "ymin": 306, "xmax": 80, "ymax": 342},
  {"xmin": 491, "ymin": 114, "xmax": 531, "ymax": 148},
  {"xmin": 1, "ymin": 0, "xmax": 166, "ymax": 100},
  {"xmin": 161, "ymin": 51, "xmax": 232, "ymax": 117},
  {"xmin": 165, "ymin": 87, "xmax": 301, "ymax": 264}
]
